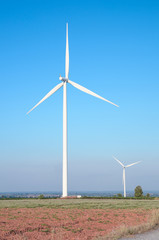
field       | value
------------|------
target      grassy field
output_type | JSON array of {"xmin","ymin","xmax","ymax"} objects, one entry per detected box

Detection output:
[{"xmin": 0, "ymin": 198, "xmax": 159, "ymax": 209}]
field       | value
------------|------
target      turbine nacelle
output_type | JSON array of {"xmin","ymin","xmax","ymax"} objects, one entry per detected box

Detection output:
[{"xmin": 59, "ymin": 75, "xmax": 68, "ymax": 82}]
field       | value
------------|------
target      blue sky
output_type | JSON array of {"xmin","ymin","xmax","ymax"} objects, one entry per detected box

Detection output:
[{"xmin": 0, "ymin": 0, "xmax": 159, "ymax": 193}]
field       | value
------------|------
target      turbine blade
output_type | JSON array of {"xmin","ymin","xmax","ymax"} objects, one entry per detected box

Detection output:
[
  {"xmin": 68, "ymin": 80, "xmax": 119, "ymax": 107},
  {"xmin": 65, "ymin": 23, "xmax": 69, "ymax": 79},
  {"xmin": 122, "ymin": 170, "xmax": 124, "ymax": 185},
  {"xmin": 113, "ymin": 156, "xmax": 124, "ymax": 167},
  {"xmin": 126, "ymin": 161, "xmax": 141, "ymax": 168},
  {"xmin": 27, "ymin": 82, "xmax": 63, "ymax": 114}
]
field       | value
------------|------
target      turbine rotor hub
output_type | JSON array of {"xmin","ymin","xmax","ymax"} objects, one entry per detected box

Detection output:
[{"xmin": 59, "ymin": 75, "xmax": 68, "ymax": 82}]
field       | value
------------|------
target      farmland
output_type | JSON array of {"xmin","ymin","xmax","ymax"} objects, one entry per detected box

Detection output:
[
  {"xmin": 0, "ymin": 198, "xmax": 159, "ymax": 209},
  {"xmin": 0, "ymin": 198, "xmax": 159, "ymax": 239}
]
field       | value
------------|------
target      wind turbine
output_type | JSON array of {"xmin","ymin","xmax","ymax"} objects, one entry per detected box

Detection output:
[
  {"xmin": 113, "ymin": 156, "xmax": 141, "ymax": 198},
  {"xmin": 27, "ymin": 23, "xmax": 119, "ymax": 197}
]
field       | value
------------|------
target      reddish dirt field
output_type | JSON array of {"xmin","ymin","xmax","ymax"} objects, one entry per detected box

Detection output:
[{"xmin": 0, "ymin": 208, "xmax": 150, "ymax": 240}]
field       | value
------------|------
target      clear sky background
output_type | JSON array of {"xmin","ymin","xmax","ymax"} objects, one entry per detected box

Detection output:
[{"xmin": 0, "ymin": 0, "xmax": 159, "ymax": 193}]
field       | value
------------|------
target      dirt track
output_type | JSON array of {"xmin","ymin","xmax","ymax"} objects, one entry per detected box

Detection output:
[{"xmin": 121, "ymin": 227, "xmax": 159, "ymax": 240}]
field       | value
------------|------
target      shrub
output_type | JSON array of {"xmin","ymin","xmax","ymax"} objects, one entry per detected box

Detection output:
[
  {"xmin": 38, "ymin": 194, "xmax": 44, "ymax": 199},
  {"xmin": 117, "ymin": 193, "xmax": 122, "ymax": 198},
  {"xmin": 134, "ymin": 186, "xmax": 143, "ymax": 198}
]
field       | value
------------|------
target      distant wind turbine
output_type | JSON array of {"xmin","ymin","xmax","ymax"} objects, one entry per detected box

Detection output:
[
  {"xmin": 113, "ymin": 156, "xmax": 141, "ymax": 198},
  {"xmin": 27, "ymin": 23, "xmax": 119, "ymax": 197}
]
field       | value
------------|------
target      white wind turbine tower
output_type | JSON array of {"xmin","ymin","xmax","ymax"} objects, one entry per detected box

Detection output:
[
  {"xmin": 27, "ymin": 23, "xmax": 119, "ymax": 197},
  {"xmin": 113, "ymin": 156, "xmax": 141, "ymax": 198}
]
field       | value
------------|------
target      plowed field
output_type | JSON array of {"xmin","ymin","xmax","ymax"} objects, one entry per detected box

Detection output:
[{"xmin": 0, "ymin": 207, "xmax": 150, "ymax": 239}]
